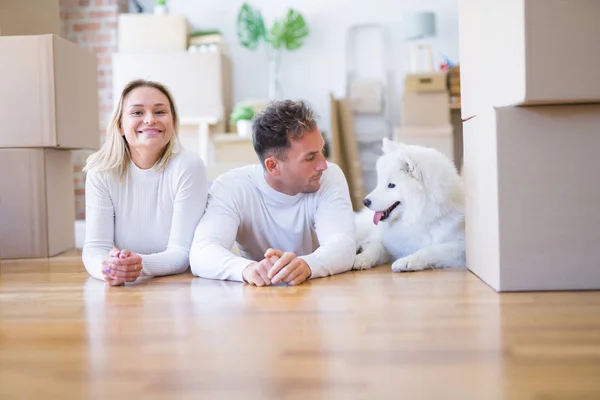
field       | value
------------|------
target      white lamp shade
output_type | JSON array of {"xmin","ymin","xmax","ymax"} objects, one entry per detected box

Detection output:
[{"xmin": 405, "ymin": 12, "xmax": 436, "ymax": 40}]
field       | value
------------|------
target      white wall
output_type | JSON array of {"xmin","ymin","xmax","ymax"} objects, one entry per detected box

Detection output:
[{"xmin": 136, "ymin": 0, "xmax": 458, "ymax": 134}]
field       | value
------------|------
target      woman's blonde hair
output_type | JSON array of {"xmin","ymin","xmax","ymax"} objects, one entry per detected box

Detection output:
[{"xmin": 83, "ymin": 79, "xmax": 180, "ymax": 180}]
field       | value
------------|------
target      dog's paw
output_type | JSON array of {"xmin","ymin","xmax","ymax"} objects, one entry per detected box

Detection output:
[
  {"xmin": 391, "ymin": 256, "xmax": 429, "ymax": 273},
  {"xmin": 352, "ymin": 253, "xmax": 376, "ymax": 270}
]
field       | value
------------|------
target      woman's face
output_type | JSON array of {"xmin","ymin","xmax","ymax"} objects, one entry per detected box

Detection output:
[{"xmin": 120, "ymin": 86, "xmax": 174, "ymax": 155}]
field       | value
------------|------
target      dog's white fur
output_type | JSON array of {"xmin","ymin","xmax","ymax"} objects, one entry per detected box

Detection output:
[{"xmin": 354, "ymin": 138, "xmax": 465, "ymax": 272}]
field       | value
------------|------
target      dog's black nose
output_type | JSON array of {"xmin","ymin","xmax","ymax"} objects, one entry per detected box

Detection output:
[{"xmin": 363, "ymin": 198, "xmax": 371, "ymax": 207}]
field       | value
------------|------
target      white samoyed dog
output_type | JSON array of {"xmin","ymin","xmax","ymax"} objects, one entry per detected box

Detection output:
[{"xmin": 353, "ymin": 138, "xmax": 466, "ymax": 272}]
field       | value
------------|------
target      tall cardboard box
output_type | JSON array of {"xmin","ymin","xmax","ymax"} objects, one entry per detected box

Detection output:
[
  {"xmin": 0, "ymin": 35, "xmax": 100, "ymax": 149},
  {"xmin": 462, "ymin": 104, "xmax": 600, "ymax": 292},
  {"xmin": 394, "ymin": 125, "xmax": 454, "ymax": 163},
  {"xmin": 118, "ymin": 14, "xmax": 188, "ymax": 53},
  {"xmin": 0, "ymin": 0, "xmax": 60, "ymax": 36},
  {"xmin": 0, "ymin": 149, "xmax": 75, "ymax": 259},
  {"xmin": 211, "ymin": 134, "xmax": 256, "ymax": 164},
  {"xmin": 113, "ymin": 51, "xmax": 231, "ymax": 122},
  {"xmin": 459, "ymin": 0, "xmax": 600, "ymax": 119},
  {"xmin": 401, "ymin": 92, "xmax": 450, "ymax": 127}
]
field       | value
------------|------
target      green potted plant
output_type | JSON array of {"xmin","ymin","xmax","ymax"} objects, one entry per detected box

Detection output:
[
  {"xmin": 230, "ymin": 104, "xmax": 255, "ymax": 137},
  {"xmin": 236, "ymin": 3, "xmax": 309, "ymax": 100},
  {"xmin": 154, "ymin": 0, "xmax": 167, "ymax": 15}
]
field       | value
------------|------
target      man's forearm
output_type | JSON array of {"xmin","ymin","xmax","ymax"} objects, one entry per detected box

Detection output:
[
  {"xmin": 190, "ymin": 242, "xmax": 254, "ymax": 282},
  {"xmin": 299, "ymin": 235, "xmax": 356, "ymax": 279}
]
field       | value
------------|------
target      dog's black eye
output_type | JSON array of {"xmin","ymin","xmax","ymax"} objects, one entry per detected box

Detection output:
[{"xmin": 388, "ymin": 183, "xmax": 396, "ymax": 189}]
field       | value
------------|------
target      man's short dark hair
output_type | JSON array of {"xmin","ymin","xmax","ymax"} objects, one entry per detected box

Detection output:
[{"xmin": 252, "ymin": 100, "xmax": 318, "ymax": 163}]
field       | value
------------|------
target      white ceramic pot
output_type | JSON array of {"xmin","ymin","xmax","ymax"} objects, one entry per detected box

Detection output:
[
  {"xmin": 154, "ymin": 4, "xmax": 167, "ymax": 14},
  {"xmin": 236, "ymin": 120, "xmax": 253, "ymax": 138}
]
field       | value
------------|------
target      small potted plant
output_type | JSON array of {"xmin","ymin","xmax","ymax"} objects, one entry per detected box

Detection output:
[
  {"xmin": 230, "ymin": 104, "xmax": 255, "ymax": 138},
  {"xmin": 154, "ymin": 0, "xmax": 167, "ymax": 15}
]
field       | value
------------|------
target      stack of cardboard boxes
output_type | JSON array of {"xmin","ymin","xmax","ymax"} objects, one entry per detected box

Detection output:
[
  {"xmin": 395, "ymin": 72, "xmax": 454, "ymax": 164},
  {"xmin": 112, "ymin": 14, "xmax": 232, "ymax": 133},
  {"xmin": 448, "ymin": 66, "xmax": 460, "ymax": 105},
  {"xmin": 112, "ymin": 14, "xmax": 233, "ymax": 175},
  {"xmin": 0, "ymin": 1, "xmax": 100, "ymax": 259},
  {"xmin": 460, "ymin": 0, "xmax": 600, "ymax": 291}
]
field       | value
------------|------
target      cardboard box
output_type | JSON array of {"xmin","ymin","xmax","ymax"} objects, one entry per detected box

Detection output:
[
  {"xmin": 459, "ymin": 0, "xmax": 600, "ymax": 119},
  {"xmin": 448, "ymin": 66, "xmax": 460, "ymax": 78},
  {"xmin": 118, "ymin": 14, "xmax": 188, "ymax": 53},
  {"xmin": 449, "ymin": 83, "xmax": 460, "ymax": 97},
  {"xmin": 202, "ymin": 134, "xmax": 258, "ymax": 181},
  {"xmin": 462, "ymin": 104, "xmax": 600, "ymax": 291},
  {"xmin": 405, "ymin": 72, "xmax": 447, "ymax": 93},
  {"xmin": 211, "ymin": 134, "xmax": 257, "ymax": 164},
  {"xmin": 0, "ymin": 35, "xmax": 100, "ymax": 149},
  {"xmin": 394, "ymin": 125, "xmax": 454, "ymax": 163},
  {"xmin": 189, "ymin": 33, "xmax": 229, "ymax": 55},
  {"xmin": 0, "ymin": 0, "xmax": 60, "ymax": 36},
  {"xmin": 0, "ymin": 149, "xmax": 75, "ymax": 259},
  {"xmin": 113, "ymin": 51, "xmax": 231, "ymax": 122},
  {"xmin": 401, "ymin": 92, "xmax": 450, "ymax": 127}
]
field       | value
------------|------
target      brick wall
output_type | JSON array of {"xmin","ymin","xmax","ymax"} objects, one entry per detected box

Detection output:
[{"xmin": 59, "ymin": 0, "xmax": 127, "ymax": 220}]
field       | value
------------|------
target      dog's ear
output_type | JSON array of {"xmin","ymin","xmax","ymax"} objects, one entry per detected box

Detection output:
[
  {"xmin": 402, "ymin": 159, "xmax": 423, "ymax": 183},
  {"xmin": 381, "ymin": 138, "xmax": 398, "ymax": 154}
]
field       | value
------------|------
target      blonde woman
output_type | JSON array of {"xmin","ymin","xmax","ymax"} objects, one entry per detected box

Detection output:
[{"xmin": 82, "ymin": 79, "xmax": 208, "ymax": 286}]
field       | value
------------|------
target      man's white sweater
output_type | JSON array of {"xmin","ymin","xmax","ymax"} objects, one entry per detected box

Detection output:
[{"xmin": 189, "ymin": 162, "xmax": 356, "ymax": 281}]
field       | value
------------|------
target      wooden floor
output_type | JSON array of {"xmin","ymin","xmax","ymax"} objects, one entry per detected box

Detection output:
[{"xmin": 1, "ymin": 251, "xmax": 600, "ymax": 399}]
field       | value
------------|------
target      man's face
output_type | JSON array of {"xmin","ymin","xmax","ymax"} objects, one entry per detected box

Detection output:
[{"xmin": 273, "ymin": 128, "xmax": 328, "ymax": 195}]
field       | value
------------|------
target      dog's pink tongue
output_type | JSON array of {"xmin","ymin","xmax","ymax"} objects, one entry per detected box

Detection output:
[{"xmin": 373, "ymin": 211, "xmax": 384, "ymax": 225}]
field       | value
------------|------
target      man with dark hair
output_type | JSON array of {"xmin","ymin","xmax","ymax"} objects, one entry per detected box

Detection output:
[{"xmin": 189, "ymin": 100, "xmax": 356, "ymax": 286}]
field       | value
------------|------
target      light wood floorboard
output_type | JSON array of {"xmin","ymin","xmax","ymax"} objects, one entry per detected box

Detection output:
[{"xmin": 1, "ymin": 250, "xmax": 599, "ymax": 399}]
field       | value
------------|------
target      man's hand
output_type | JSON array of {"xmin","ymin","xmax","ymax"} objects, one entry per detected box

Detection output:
[
  {"xmin": 242, "ymin": 255, "xmax": 279, "ymax": 286},
  {"xmin": 101, "ymin": 248, "xmax": 143, "ymax": 286},
  {"xmin": 265, "ymin": 248, "xmax": 312, "ymax": 286}
]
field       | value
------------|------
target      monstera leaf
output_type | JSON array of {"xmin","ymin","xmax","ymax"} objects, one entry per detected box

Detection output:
[
  {"xmin": 268, "ymin": 20, "xmax": 284, "ymax": 49},
  {"xmin": 236, "ymin": 3, "xmax": 266, "ymax": 50},
  {"xmin": 269, "ymin": 9, "xmax": 308, "ymax": 51}
]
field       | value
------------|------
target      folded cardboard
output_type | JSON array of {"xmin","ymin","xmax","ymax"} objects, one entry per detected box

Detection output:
[
  {"xmin": 394, "ymin": 125, "xmax": 454, "ymax": 163},
  {"xmin": 0, "ymin": 0, "xmax": 60, "ymax": 36},
  {"xmin": 401, "ymin": 92, "xmax": 450, "ymax": 127},
  {"xmin": 459, "ymin": 0, "xmax": 600, "ymax": 119},
  {"xmin": 0, "ymin": 149, "xmax": 75, "ymax": 259},
  {"xmin": 0, "ymin": 35, "xmax": 100, "ymax": 149},
  {"xmin": 118, "ymin": 14, "xmax": 188, "ymax": 53},
  {"xmin": 113, "ymin": 51, "xmax": 231, "ymax": 122},
  {"xmin": 463, "ymin": 104, "xmax": 600, "ymax": 291},
  {"xmin": 330, "ymin": 94, "xmax": 364, "ymax": 211},
  {"xmin": 404, "ymin": 72, "xmax": 447, "ymax": 93}
]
